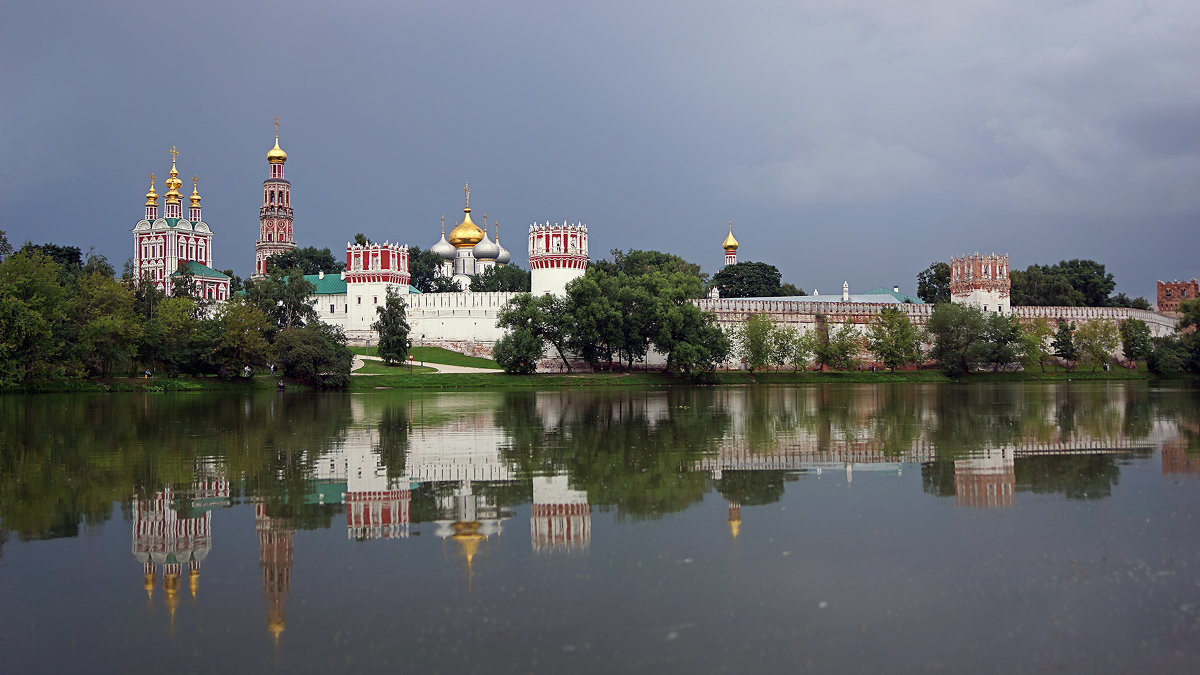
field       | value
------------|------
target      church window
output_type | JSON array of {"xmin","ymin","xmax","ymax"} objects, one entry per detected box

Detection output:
[
  {"xmin": 344, "ymin": 304, "xmax": 348, "ymax": 313},
  {"xmin": 330, "ymin": 304, "xmax": 335, "ymax": 313},
  {"xmin": 373, "ymin": 296, "xmax": 378, "ymax": 304},
  {"xmin": 357, "ymin": 297, "xmax": 361, "ymax": 304}
]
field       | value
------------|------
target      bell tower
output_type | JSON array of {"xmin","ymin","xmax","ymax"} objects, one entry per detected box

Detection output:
[{"xmin": 254, "ymin": 117, "xmax": 297, "ymax": 280}]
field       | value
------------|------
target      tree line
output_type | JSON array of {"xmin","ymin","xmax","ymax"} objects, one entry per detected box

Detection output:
[
  {"xmin": 0, "ymin": 244, "xmax": 355, "ymax": 389},
  {"xmin": 916, "ymin": 258, "xmax": 1152, "ymax": 309},
  {"xmin": 491, "ymin": 250, "xmax": 731, "ymax": 376},
  {"xmin": 726, "ymin": 301, "xmax": 1199, "ymax": 377}
]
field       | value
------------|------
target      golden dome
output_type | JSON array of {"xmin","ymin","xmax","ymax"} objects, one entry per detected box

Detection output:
[
  {"xmin": 164, "ymin": 146, "xmax": 183, "ymax": 203},
  {"xmin": 448, "ymin": 208, "xmax": 484, "ymax": 248},
  {"xmin": 267, "ymin": 117, "xmax": 287, "ymax": 163},
  {"xmin": 189, "ymin": 176, "xmax": 202, "ymax": 207},
  {"xmin": 145, "ymin": 174, "xmax": 159, "ymax": 206},
  {"xmin": 722, "ymin": 221, "xmax": 739, "ymax": 251},
  {"xmin": 267, "ymin": 137, "xmax": 288, "ymax": 164}
]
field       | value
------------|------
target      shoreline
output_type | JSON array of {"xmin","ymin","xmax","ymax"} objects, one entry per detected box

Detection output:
[{"xmin": 4, "ymin": 366, "xmax": 1192, "ymax": 394}]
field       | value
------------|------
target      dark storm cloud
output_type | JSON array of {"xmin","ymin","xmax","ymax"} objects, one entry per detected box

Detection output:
[{"xmin": 1, "ymin": 0, "xmax": 1196, "ymax": 298}]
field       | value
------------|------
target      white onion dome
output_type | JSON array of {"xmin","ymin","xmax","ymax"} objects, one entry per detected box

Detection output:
[
  {"xmin": 431, "ymin": 232, "xmax": 455, "ymax": 260},
  {"xmin": 473, "ymin": 228, "xmax": 500, "ymax": 260},
  {"xmin": 495, "ymin": 242, "xmax": 511, "ymax": 265}
]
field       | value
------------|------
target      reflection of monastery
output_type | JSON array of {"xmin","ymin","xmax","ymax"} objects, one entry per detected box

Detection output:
[{"xmin": 130, "ymin": 388, "xmax": 1193, "ymax": 643}]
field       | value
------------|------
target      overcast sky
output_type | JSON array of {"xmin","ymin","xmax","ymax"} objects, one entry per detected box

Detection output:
[{"xmin": 3, "ymin": 0, "xmax": 1196, "ymax": 297}]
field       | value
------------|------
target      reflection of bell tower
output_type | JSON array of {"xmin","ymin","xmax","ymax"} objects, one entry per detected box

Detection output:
[
  {"xmin": 531, "ymin": 475, "xmax": 591, "ymax": 553},
  {"xmin": 728, "ymin": 502, "xmax": 741, "ymax": 539},
  {"xmin": 954, "ymin": 454, "xmax": 1015, "ymax": 508},
  {"xmin": 256, "ymin": 503, "xmax": 294, "ymax": 646}
]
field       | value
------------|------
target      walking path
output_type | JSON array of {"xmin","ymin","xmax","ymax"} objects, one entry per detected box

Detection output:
[{"xmin": 352, "ymin": 353, "xmax": 500, "ymax": 375}]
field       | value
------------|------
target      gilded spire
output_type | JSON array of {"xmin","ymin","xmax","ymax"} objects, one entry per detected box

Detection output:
[
  {"xmin": 722, "ymin": 220, "xmax": 739, "ymax": 251},
  {"xmin": 145, "ymin": 173, "xmax": 159, "ymax": 206},
  {"xmin": 164, "ymin": 147, "xmax": 183, "ymax": 203},
  {"xmin": 267, "ymin": 117, "xmax": 288, "ymax": 164},
  {"xmin": 190, "ymin": 175, "xmax": 202, "ymax": 207}
]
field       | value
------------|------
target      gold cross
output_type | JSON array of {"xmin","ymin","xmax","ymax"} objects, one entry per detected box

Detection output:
[
  {"xmin": 169, "ymin": 146, "xmax": 178, "ymax": 162},
  {"xmin": 192, "ymin": 175, "xmax": 198, "ymax": 188},
  {"xmin": 463, "ymin": 181, "xmax": 470, "ymax": 208},
  {"xmin": 149, "ymin": 172, "xmax": 156, "ymax": 182}
]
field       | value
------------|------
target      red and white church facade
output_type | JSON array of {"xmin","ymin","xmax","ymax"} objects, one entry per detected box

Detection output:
[{"xmin": 131, "ymin": 146, "xmax": 230, "ymax": 300}]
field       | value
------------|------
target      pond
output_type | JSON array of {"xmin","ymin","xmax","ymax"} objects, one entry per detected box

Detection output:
[{"xmin": 2, "ymin": 382, "xmax": 1199, "ymax": 672}]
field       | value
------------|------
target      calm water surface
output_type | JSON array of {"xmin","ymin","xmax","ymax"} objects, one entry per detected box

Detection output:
[{"xmin": 2, "ymin": 382, "xmax": 1199, "ymax": 673}]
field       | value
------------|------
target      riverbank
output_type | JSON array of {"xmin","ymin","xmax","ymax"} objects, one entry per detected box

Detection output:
[{"xmin": 6, "ymin": 362, "xmax": 1189, "ymax": 394}]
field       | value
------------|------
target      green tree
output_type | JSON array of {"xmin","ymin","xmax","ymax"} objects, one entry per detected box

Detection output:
[
  {"xmin": 916, "ymin": 262, "xmax": 951, "ymax": 304},
  {"xmin": 1074, "ymin": 319, "xmax": 1120, "ymax": 371},
  {"xmin": 564, "ymin": 269, "xmax": 626, "ymax": 367},
  {"xmin": 246, "ymin": 267, "xmax": 318, "ymax": 332},
  {"xmin": 142, "ymin": 296, "xmax": 205, "ymax": 376},
  {"xmin": 594, "ymin": 249, "xmax": 707, "ymax": 288},
  {"xmin": 777, "ymin": 327, "xmax": 818, "ymax": 372},
  {"xmin": 372, "ymin": 288, "xmax": 411, "ymax": 365},
  {"xmin": 493, "ymin": 328, "xmax": 543, "ymax": 374},
  {"xmin": 1018, "ymin": 317, "xmax": 1055, "ymax": 372},
  {"xmin": 211, "ymin": 299, "xmax": 273, "ymax": 378},
  {"xmin": 1053, "ymin": 320, "xmax": 1078, "ymax": 369},
  {"xmin": 1109, "ymin": 293, "xmax": 1151, "ymax": 310},
  {"xmin": 497, "ymin": 293, "xmax": 574, "ymax": 371},
  {"xmin": 274, "ymin": 322, "xmax": 354, "ymax": 389},
  {"xmin": 406, "ymin": 246, "xmax": 447, "ymax": 294},
  {"xmin": 219, "ymin": 269, "xmax": 245, "ymax": 294},
  {"xmin": 0, "ymin": 229, "xmax": 12, "ymax": 262},
  {"xmin": 813, "ymin": 315, "xmax": 860, "ymax": 371},
  {"xmin": 0, "ymin": 250, "xmax": 69, "ymax": 383},
  {"xmin": 779, "ymin": 282, "xmax": 806, "ymax": 296},
  {"xmin": 1010, "ymin": 260, "xmax": 1116, "ymax": 307},
  {"xmin": 1118, "ymin": 318, "xmax": 1151, "ymax": 363},
  {"xmin": 75, "ymin": 272, "xmax": 142, "ymax": 377},
  {"xmin": 266, "ymin": 246, "xmax": 345, "ymax": 275},
  {"xmin": 1147, "ymin": 336, "xmax": 1188, "ymax": 375},
  {"xmin": 711, "ymin": 261, "xmax": 783, "ymax": 298},
  {"xmin": 469, "ymin": 264, "xmax": 531, "ymax": 292},
  {"xmin": 978, "ymin": 313, "xmax": 1021, "ymax": 372},
  {"xmin": 736, "ymin": 314, "xmax": 777, "ymax": 371},
  {"xmin": 866, "ymin": 307, "xmax": 922, "ymax": 371},
  {"xmin": 926, "ymin": 303, "xmax": 988, "ymax": 376}
]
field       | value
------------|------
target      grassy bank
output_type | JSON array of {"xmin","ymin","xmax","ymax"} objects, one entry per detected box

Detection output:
[
  {"xmin": 346, "ymin": 366, "xmax": 1168, "ymax": 390},
  {"xmin": 3, "ymin": 375, "xmax": 289, "ymax": 394},
  {"xmin": 350, "ymin": 346, "xmax": 501, "ymax": 369}
]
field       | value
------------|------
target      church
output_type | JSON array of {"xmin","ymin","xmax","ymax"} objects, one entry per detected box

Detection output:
[{"xmin": 131, "ymin": 147, "xmax": 231, "ymax": 300}]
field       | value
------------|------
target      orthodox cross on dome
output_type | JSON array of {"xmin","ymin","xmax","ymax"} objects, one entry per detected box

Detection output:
[
  {"xmin": 463, "ymin": 181, "xmax": 470, "ymax": 208},
  {"xmin": 274, "ymin": 116, "xmax": 280, "ymax": 139},
  {"xmin": 441, "ymin": 214, "xmax": 446, "ymax": 235},
  {"xmin": 192, "ymin": 175, "xmax": 198, "ymax": 188},
  {"xmin": 169, "ymin": 146, "xmax": 179, "ymax": 164}
]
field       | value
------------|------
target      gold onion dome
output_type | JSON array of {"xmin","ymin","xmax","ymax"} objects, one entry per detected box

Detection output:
[
  {"xmin": 145, "ymin": 175, "xmax": 158, "ymax": 206},
  {"xmin": 448, "ymin": 208, "xmax": 484, "ymax": 248},
  {"xmin": 267, "ymin": 137, "xmax": 288, "ymax": 164},
  {"xmin": 190, "ymin": 177, "xmax": 202, "ymax": 207},
  {"xmin": 722, "ymin": 222, "xmax": 739, "ymax": 251},
  {"xmin": 164, "ymin": 147, "xmax": 183, "ymax": 202}
]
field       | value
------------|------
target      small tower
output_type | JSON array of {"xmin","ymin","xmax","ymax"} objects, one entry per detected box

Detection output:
[
  {"xmin": 163, "ymin": 146, "xmax": 183, "ymax": 219},
  {"xmin": 188, "ymin": 176, "xmax": 203, "ymax": 222},
  {"xmin": 254, "ymin": 117, "xmax": 297, "ymax": 280},
  {"xmin": 144, "ymin": 174, "xmax": 159, "ymax": 221},
  {"xmin": 447, "ymin": 182, "xmax": 485, "ymax": 287},
  {"xmin": 950, "ymin": 252, "xmax": 1011, "ymax": 313},
  {"xmin": 529, "ymin": 219, "xmax": 589, "ymax": 296},
  {"xmin": 722, "ymin": 220, "xmax": 739, "ymax": 267}
]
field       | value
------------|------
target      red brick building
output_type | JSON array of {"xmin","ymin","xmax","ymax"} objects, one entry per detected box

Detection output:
[{"xmin": 1157, "ymin": 278, "xmax": 1199, "ymax": 313}]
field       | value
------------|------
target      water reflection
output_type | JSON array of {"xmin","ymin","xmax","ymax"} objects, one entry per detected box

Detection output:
[{"xmin": 1, "ymin": 382, "xmax": 1199, "ymax": 657}]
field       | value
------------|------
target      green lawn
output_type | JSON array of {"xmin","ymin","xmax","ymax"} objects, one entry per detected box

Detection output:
[
  {"xmin": 353, "ymin": 359, "xmax": 437, "ymax": 375},
  {"xmin": 350, "ymin": 345, "xmax": 501, "ymax": 369}
]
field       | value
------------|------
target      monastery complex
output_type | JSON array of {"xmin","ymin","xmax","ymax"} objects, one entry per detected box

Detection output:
[{"xmin": 132, "ymin": 122, "xmax": 1187, "ymax": 367}]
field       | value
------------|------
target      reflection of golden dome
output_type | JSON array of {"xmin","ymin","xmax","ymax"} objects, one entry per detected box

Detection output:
[
  {"xmin": 189, "ymin": 568, "xmax": 200, "ymax": 598},
  {"xmin": 268, "ymin": 613, "xmax": 286, "ymax": 640},
  {"xmin": 144, "ymin": 573, "xmax": 156, "ymax": 600},
  {"xmin": 723, "ymin": 221, "xmax": 739, "ymax": 251},
  {"xmin": 164, "ymin": 573, "xmax": 181, "ymax": 634},
  {"xmin": 728, "ymin": 503, "xmax": 741, "ymax": 539},
  {"xmin": 145, "ymin": 175, "xmax": 158, "ymax": 207},
  {"xmin": 448, "ymin": 208, "xmax": 484, "ymax": 248}
]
